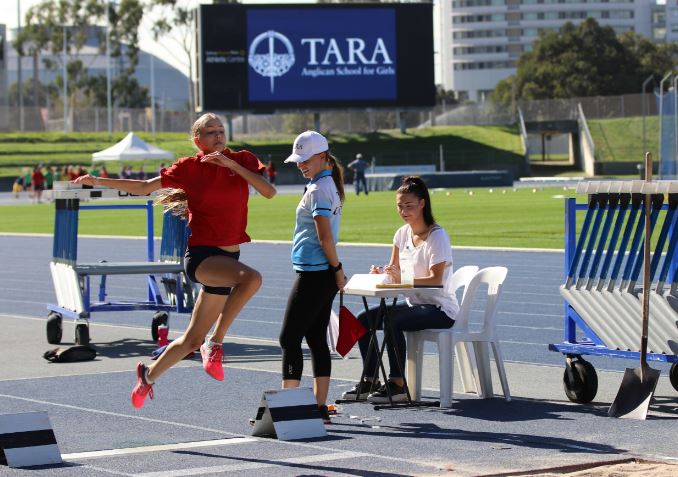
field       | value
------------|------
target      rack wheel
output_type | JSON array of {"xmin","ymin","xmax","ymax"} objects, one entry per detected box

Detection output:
[
  {"xmin": 151, "ymin": 312, "xmax": 169, "ymax": 341},
  {"xmin": 670, "ymin": 363, "xmax": 678, "ymax": 392},
  {"xmin": 46, "ymin": 313, "xmax": 63, "ymax": 344},
  {"xmin": 563, "ymin": 358, "xmax": 598, "ymax": 404},
  {"xmin": 75, "ymin": 324, "xmax": 90, "ymax": 345}
]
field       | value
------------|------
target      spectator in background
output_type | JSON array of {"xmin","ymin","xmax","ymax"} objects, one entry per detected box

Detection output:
[
  {"xmin": 59, "ymin": 166, "xmax": 70, "ymax": 181},
  {"xmin": 12, "ymin": 175, "xmax": 24, "ymax": 198},
  {"xmin": 22, "ymin": 168, "xmax": 32, "ymax": 192},
  {"xmin": 138, "ymin": 166, "xmax": 146, "ymax": 180},
  {"xmin": 348, "ymin": 153, "xmax": 369, "ymax": 196},
  {"xmin": 32, "ymin": 165, "xmax": 45, "ymax": 203},
  {"xmin": 265, "ymin": 161, "xmax": 277, "ymax": 185},
  {"xmin": 158, "ymin": 163, "xmax": 166, "ymax": 176},
  {"xmin": 44, "ymin": 166, "xmax": 55, "ymax": 190},
  {"xmin": 100, "ymin": 165, "xmax": 109, "ymax": 178}
]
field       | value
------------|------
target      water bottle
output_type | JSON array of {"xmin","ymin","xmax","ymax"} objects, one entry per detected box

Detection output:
[
  {"xmin": 157, "ymin": 325, "xmax": 169, "ymax": 347},
  {"xmin": 400, "ymin": 246, "xmax": 415, "ymax": 285}
]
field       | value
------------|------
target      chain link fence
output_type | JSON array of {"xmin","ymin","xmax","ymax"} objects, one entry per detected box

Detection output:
[
  {"xmin": 430, "ymin": 93, "xmax": 657, "ymax": 126},
  {"xmin": 0, "ymin": 92, "xmax": 659, "ymax": 134}
]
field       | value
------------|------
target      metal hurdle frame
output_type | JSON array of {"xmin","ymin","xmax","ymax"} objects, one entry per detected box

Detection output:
[
  {"xmin": 46, "ymin": 186, "xmax": 194, "ymax": 345},
  {"xmin": 550, "ymin": 180, "xmax": 678, "ymax": 403}
]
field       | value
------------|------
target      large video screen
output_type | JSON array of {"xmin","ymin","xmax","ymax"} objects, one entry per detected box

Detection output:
[{"xmin": 197, "ymin": 3, "xmax": 434, "ymax": 111}]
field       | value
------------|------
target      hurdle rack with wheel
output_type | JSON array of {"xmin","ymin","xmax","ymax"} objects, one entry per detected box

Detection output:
[
  {"xmin": 47, "ymin": 185, "xmax": 197, "ymax": 346},
  {"xmin": 550, "ymin": 180, "xmax": 678, "ymax": 403}
]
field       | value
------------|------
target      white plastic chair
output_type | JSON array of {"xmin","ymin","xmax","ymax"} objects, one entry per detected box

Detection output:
[
  {"xmin": 403, "ymin": 265, "xmax": 478, "ymax": 399},
  {"xmin": 446, "ymin": 266, "xmax": 480, "ymax": 394},
  {"xmin": 406, "ymin": 266, "xmax": 510, "ymax": 408}
]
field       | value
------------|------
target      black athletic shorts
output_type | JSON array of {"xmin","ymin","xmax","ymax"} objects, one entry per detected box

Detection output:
[{"xmin": 184, "ymin": 246, "xmax": 241, "ymax": 295}]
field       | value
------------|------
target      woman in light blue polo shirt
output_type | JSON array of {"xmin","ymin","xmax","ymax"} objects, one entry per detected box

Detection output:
[{"xmin": 279, "ymin": 131, "xmax": 346, "ymax": 424}]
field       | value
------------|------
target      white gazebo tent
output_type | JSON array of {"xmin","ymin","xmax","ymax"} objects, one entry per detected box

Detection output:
[{"xmin": 92, "ymin": 132, "xmax": 174, "ymax": 162}]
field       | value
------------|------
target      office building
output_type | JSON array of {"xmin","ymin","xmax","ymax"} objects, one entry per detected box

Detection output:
[{"xmin": 441, "ymin": 0, "xmax": 659, "ymax": 102}]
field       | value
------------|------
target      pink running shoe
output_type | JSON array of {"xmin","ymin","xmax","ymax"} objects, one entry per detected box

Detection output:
[
  {"xmin": 131, "ymin": 362, "xmax": 154, "ymax": 409},
  {"xmin": 200, "ymin": 343, "xmax": 224, "ymax": 381}
]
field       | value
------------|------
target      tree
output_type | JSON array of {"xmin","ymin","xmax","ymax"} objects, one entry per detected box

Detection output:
[
  {"xmin": 146, "ymin": 0, "xmax": 198, "ymax": 113},
  {"xmin": 436, "ymin": 86, "xmax": 459, "ymax": 106},
  {"xmin": 618, "ymin": 32, "xmax": 678, "ymax": 84},
  {"xmin": 9, "ymin": 79, "xmax": 59, "ymax": 107},
  {"xmin": 491, "ymin": 18, "xmax": 667, "ymax": 104},
  {"xmin": 13, "ymin": 0, "xmax": 147, "ymax": 113},
  {"xmin": 100, "ymin": 0, "xmax": 148, "ymax": 108}
]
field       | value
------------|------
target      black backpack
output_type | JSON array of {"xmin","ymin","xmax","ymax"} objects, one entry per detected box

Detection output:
[{"xmin": 43, "ymin": 345, "xmax": 97, "ymax": 363}]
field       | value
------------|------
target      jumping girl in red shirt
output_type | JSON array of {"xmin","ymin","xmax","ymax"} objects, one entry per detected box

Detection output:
[{"xmin": 72, "ymin": 113, "xmax": 276, "ymax": 408}]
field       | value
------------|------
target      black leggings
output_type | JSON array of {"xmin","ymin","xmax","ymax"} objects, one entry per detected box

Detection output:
[{"xmin": 279, "ymin": 270, "xmax": 338, "ymax": 380}]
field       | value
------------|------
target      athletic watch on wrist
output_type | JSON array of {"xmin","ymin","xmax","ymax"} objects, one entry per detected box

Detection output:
[{"xmin": 329, "ymin": 262, "xmax": 343, "ymax": 273}]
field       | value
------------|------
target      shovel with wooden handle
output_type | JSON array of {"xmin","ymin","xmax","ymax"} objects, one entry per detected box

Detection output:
[{"xmin": 608, "ymin": 152, "xmax": 661, "ymax": 419}]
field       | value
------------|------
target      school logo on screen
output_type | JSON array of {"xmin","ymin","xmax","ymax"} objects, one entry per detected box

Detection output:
[{"xmin": 248, "ymin": 30, "xmax": 296, "ymax": 93}]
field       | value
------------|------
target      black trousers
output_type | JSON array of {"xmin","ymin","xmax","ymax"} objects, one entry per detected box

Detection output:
[{"xmin": 279, "ymin": 269, "xmax": 338, "ymax": 380}]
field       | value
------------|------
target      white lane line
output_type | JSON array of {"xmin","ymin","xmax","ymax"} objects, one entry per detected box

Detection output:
[
  {"xmin": 0, "ymin": 296, "xmax": 566, "ymax": 321},
  {"xmin": 504, "ymin": 290, "xmax": 564, "ymax": 297},
  {"xmin": 499, "ymin": 311, "xmax": 562, "ymax": 318},
  {"xmin": 0, "ymin": 314, "xmax": 625, "ymax": 372},
  {"xmin": 77, "ymin": 464, "xmax": 133, "ymax": 476},
  {"xmin": 63, "ymin": 437, "xmax": 256, "ymax": 461},
  {"xmin": 498, "ymin": 324, "xmax": 561, "ymax": 331},
  {"xmin": 136, "ymin": 451, "xmax": 370, "ymax": 477},
  {"xmin": 0, "ymin": 311, "xmax": 563, "ymax": 342},
  {"xmin": 0, "ymin": 313, "xmax": 285, "ymax": 342},
  {"xmin": 0, "ymin": 391, "xmax": 440, "ymax": 473},
  {"xmin": 0, "ymin": 392, "xmax": 245, "ymax": 437},
  {"xmin": 0, "ymin": 232, "xmax": 566, "ymax": 253},
  {"xmin": 501, "ymin": 299, "xmax": 562, "ymax": 308},
  {"xmin": 0, "ymin": 297, "xmax": 47, "ymax": 305},
  {"xmin": 0, "ymin": 285, "xmax": 568, "ymax": 302}
]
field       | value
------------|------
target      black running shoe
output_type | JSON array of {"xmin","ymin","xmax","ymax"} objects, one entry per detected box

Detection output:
[
  {"xmin": 317, "ymin": 405, "xmax": 332, "ymax": 424},
  {"xmin": 340, "ymin": 379, "xmax": 382, "ymax": 400},
  {"xmin": 367, "ymin": 381, "xmax": 407, "ymax": 403}
]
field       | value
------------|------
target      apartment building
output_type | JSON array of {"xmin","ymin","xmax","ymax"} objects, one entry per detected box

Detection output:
[{"xmin": 440, "ymin": 0, "xmax": 658, "ymax": 102}]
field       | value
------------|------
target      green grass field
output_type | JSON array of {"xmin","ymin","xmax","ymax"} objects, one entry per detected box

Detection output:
[
  {"xmin": 589, "ymin": 116, "xmax": 659, "ymax": 163},
  {"xmin": 0, "ymin": 126, "xmax": 524, "ymax": 178},
  {"xmin": 0, "ymin": 187, "xmax": 574, "ymax": 249}
]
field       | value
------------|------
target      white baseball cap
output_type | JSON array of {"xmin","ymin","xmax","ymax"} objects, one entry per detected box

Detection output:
[{"xmin": 284, "ymin": 131, "xmax": 329, "ymax": 163}]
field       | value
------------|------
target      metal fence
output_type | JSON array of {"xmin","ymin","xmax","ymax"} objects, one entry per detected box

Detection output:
[
  {"xmin": 430, "ymin": 93, "xmax": 658, "ymax": 126},
  {"xmin": 0, "ymin": 92, "xmax": 659, "ymax": 134}
]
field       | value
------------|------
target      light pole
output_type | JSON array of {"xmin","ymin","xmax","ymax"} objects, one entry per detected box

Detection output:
[
  {"xmin": 658, "ymin": 72, "xmax": 672, "ymax": 177},
  {"xmin": 106, "ymin": 0, "xmax": 112, "ymax": 138},
  {"xmin": 673, "ymin": 75, "xmax": 678, "ymax": 179},
  {"xmin": 150, "ymin": 52, "xmax": 156, "ymax": 137},
  {"xmin": 641, "ymin": 75, "xmax": 653, "ymax": 156},
  {"xmin": 63, "ymin": 25, "xmax": 68, "ymax": 133},
  {"xmin": 17, "ymin": 0, "xmax": 24, "ymax": 131}
]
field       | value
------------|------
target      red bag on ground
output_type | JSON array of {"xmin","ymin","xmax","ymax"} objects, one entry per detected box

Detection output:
[{"xmin": 336, "ymin": 292, "xmax": 367, "ymax": 357}]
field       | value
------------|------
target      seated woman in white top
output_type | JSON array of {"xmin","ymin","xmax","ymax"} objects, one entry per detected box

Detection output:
[{"xmin": 341, "ymin": 176, "xmax": 459, "ymax": 403}]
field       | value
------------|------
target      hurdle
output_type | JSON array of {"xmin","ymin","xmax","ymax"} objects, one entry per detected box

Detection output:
[
  {"xmin": 46, "ymin": 184, "xmax": 196, "ymax": 346},
  {"xmin": 551, "ymin": 180, "xmax": 678, "ymax": 404}
]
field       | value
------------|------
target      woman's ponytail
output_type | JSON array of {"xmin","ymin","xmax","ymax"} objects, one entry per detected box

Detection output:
[
  {"xmin": 326, "ymin": 153, "xmax": 345, "ymax": 204},
  {"xmin": 154, "ymin": 189, "xmax": 189, "ymax": 218}
]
